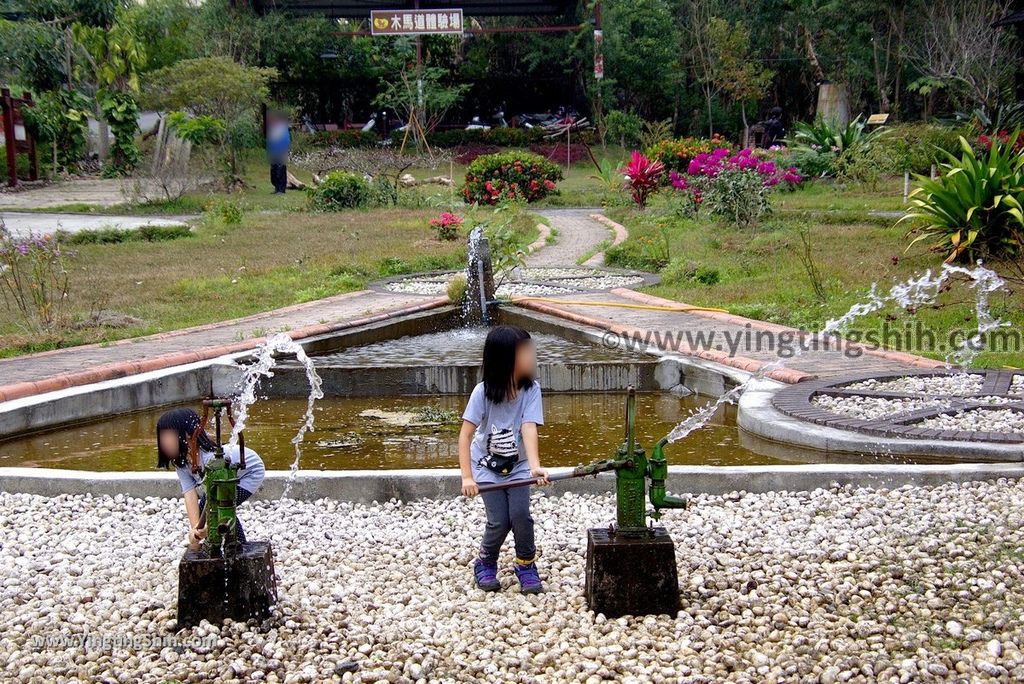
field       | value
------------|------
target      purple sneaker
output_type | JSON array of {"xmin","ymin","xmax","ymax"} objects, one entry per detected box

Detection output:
[
  {"xmin": 474, "ymin": 559, "xmax": 500, "ymax": 592},
  {"xmin": 514, "ymin": 562, "xmax": 543, "ymax": 594}
]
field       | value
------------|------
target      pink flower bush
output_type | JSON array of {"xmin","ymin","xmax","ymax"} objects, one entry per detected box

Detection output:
[
  {"xmin": 668, "ymin": 148, "xmax": 803, "ymax": 227},
  {"xmin": 621, "ymin": 151, "xmax": 665, "ymax": 208},
  {"xmin": 686, "ymin": 147, "xmax": 802, "ymax": 187},
  {"xmin": 429, "ymin": 212, "xmax": 464, "ymax": 241}
]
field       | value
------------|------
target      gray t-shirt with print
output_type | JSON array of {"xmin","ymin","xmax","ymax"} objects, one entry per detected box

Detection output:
[
  {"xmin": 462, "ymin": 381, "xmax": 544, "ymax": 484},
  {"xmin": 175, "ymin": 443, "xmax": 266, "ymax": 495}
]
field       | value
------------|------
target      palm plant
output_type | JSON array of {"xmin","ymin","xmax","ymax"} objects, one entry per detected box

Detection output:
[{"xmin": 901, "ymin": 133, "xmax": 1024, "ymax": 263}]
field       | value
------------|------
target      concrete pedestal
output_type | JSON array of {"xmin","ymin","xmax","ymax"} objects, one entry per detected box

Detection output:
[
  {"xmin": 585, "ymin": 527, "xmax": 680, "ymax": 617},
  {"xmin": 177, "ymin": 541, "xmax": 277, "ymax": 627}
]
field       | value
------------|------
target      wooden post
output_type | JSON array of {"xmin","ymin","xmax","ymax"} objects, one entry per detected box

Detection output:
[
  {"xmin": 22, "ymin": 91, "xmax": 38, "ymax": 181},
  {"xmin": 1, "ymin": 88, "xmax": 17, "ymax": 187}
]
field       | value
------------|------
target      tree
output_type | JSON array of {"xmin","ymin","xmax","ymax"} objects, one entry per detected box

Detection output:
[
  {"xmin": 601, "ymin": 0, "xmax": 680, "ymax": 119},
  {"xmin": 74, "ymin": 20, "xmax": 145, "ymax": 174},
  {"xmin": 143, "ymin": 56, "xmax": 276, "ymax": 185},
  {"xmin": 374, "ymin": 65, "xmax": 468, "ymax": 152},
  {"xmin": 907, "ymin": 0, "xmax": 1020, "ymax": 114},
  {"xmin": 706, "ymin": 18, "xmax": 773, "ymax": 142}
]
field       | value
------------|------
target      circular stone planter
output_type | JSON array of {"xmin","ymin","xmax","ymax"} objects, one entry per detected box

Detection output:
[
  {"xmin": 371, "ymin": 266, "xmax": 659, "ymax": 298},
  {"xmin": 772, "ymin": 369, "xmax": 1024, "ymax": 445}
]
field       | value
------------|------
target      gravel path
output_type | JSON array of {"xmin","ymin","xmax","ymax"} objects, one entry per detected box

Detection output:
[
  {"xmin": 3, "ymin": 480, "xmax": 1024, "ymax": 682},
  {"xmin": 529, "ymin": 209, "xmax": 611, "ymax": 267},
  {"xmin": 1, "ymin": 211, "xmax": 193, "ymax": 238}
]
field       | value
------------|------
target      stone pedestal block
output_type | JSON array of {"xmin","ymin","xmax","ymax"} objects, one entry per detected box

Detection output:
[
  {"xmin": 585, "ymin": 527, "xmax": 680, "ymax": 617},
  {"xmin": 177, "ymin": 541, "xmax": 277, "ymax": 627}
]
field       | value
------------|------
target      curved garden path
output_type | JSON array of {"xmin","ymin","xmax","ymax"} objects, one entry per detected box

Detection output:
[{"xmin": 529, "ymin": 208, "xmax": 619, "ymax": 267}]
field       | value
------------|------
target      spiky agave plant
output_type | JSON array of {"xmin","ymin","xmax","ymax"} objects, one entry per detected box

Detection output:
[{"xmin": 901, "ymin": 132, "xmax": 1024, "ymax": 263}]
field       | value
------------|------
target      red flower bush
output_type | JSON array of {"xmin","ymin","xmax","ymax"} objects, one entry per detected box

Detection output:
[
  {"xmin": 620, "ymin": 151, "xmax": 665, "ymax": 208},
  {"xmin": 429, "ymin": 212, "xmax": 464, "ymax": 240},
  {"xmin": 462, "ymin": 151, "xmax": 562, "ymax": 205}
]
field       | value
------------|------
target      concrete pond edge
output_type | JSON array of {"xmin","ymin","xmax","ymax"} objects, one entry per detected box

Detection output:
[{"xmin": 2, "ymin": 463, "xmax": 1023, "ymax": 503}]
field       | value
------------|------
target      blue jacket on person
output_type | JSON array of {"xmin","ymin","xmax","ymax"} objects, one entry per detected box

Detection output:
[{"xmin": 267, "ymin": 121, "xmax": 291, "ymax": 159}]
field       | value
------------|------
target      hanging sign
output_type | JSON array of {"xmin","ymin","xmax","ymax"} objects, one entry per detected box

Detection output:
[{"xmin": 371, "ymin": 9, "xmax": 464, "ymax": 35}]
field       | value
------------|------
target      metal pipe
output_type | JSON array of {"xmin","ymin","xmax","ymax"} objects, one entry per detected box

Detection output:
[{"xmin": 474, "ymin": 458, "xmax": 622, "ymax": 494}]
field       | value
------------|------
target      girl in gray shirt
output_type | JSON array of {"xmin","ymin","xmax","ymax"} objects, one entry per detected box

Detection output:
[{"xmin": 459, "ymin": 325, "xmax": 548, "ymax": 594}]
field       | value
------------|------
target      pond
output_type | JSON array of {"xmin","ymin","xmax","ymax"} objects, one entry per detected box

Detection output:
[{"xmin": 0, "ymin": 392, "xmax": 938, "ymax": 471}]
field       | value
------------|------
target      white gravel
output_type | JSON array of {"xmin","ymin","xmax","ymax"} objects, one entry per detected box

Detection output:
[
  {"xmin": 513, "ymin": 267, "xmax": 606, "ymax": 280},
  {"xmin": 4, "ymin": 482, "xmax": 1024, "ymax": 682},
  {"xmin": 381, "ymin": 267, "xmax": 644, "ymax": 297},
  {"xmin": 1011, "ymin": 375, "xmax": 1024, "ymax": 396},
  {"xmin": 812, "ymin": 395, "xmax": 943, "ymax": 421},
  {"xmin": 494, "ymin": 282, "xmax": 575, "ymax": 298},
  {"xmin": 549, "ymin": 275, "xmax": 646, "ymax": 290},
  {"xmin": 844, "ymin": 374, "xmax": 984, "ymax": 396},
  {"xmin": 917, "ymin": 408, "xmax": 1024, "ymax": 435}
]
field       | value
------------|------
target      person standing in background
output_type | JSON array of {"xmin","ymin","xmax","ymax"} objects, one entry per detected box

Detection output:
[{"xmin": 266, "ymin": 110, "xmax": 291, "ymax": 194}]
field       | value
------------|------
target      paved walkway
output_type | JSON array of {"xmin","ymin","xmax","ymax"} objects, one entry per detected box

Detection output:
[
  {"xmin": 1, "ymin": 211, "xmax": 191, "ymax": 238},
  {"xmin": 0, "ymin": 291, "xmax": 446, "ymax": 402},
  {"xmin": 531, "ymin": 208, "xmax": 612, "ymax": 267},
  {"xmin": 0, "ymin": 178, "xmax": 138, "ymax": 209}
]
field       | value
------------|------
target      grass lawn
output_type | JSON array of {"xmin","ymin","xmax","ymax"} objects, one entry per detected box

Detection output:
[
  {"xmin": 0, "ymin": 205, "xmax": 538, "ymax": 357},
  {"xmin": 605, "ymin": 179, "xmax": 1024, "ymax": 368}
]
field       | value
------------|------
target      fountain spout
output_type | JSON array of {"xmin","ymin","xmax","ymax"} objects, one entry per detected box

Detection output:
[{"xmin": 465, "ymin": 226, "xmax": 495, "ymax": 326}]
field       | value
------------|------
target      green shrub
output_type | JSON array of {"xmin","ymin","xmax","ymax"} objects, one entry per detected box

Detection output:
[
  {"xmin": 214, "ymin": 199, "xmax": 243, "ymax": 225},
  {"xmin": 447, "ymin": 273, "xmax": 467, "ymax": 304},
  {"xmin": 645, "ymin": 135, "xmax": 727, "ymax": 175},
  {"xmin": 462, "ymin": 151, "xmax": 562, "ymax": 205},
  {"xmin": 877, "ymin": 123, "xmax": 966, "ymax": 175},
  {"xmin": 662, "ymin": 259, "xmax": 721, "ymax": 286},
  {"xmin": 308, "ymin": 171, "xmax": 371, "ymax": 211},
  {"xmin": 605, "ymin": 110, "xmax": 644, "ymax": 148},
  {"xmin": 604, "ymin": 229, "xmax": 670, "ymax": 271},
  {"xmin": 59, "ymin": 224, "xmax": 191, "ymax": 245},
  {"xmin": 702, "ymin": 169, "xmax": 772, "ymax": 228},
  {"xmin": 784, "ymin": 148, "xmax": 834, "ymax": 178},
  {"xmin": 0, "ymin": 146, "xmax": 33, "ymax": 182},
  {"xmin": 787, "ymin": 116, "xmax": 888, "ymax": 177},
  {"xmin": 902, "ymin": 134, "xmax": 1024, "ymax": 262}
]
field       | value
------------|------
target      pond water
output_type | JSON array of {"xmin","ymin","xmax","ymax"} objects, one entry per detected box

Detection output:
[
  {"xmin": 304, "ymin": 328, "xmax": 635, "ymax": 367},
  {"xmin": 0, "ymin": 392, "xmax": 935, "ymax": 471}
]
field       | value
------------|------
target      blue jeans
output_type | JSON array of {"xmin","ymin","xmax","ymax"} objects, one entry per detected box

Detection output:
[
  {"xmin": 198, "ymin": 487, "xmax": 253, "ymax": 543},
  {"xmin": 479, "ymin": 487, "xmax": 535, "ymax": 563}
]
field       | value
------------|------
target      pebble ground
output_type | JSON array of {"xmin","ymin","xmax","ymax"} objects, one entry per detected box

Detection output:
[{"xmin": 3, "ymin": 479, "xmax": 1024, "ymax": 683}]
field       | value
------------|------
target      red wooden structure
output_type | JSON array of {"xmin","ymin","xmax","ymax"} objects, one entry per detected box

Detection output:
[{"xmin": 1, "ymin": 88, "xmax": 39, "ymax": 187}]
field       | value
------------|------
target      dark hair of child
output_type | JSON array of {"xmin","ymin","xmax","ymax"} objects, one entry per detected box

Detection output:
[
  {"xmin": 156, "ymin": 408, "xmax": 218, "ymax": 469},
  {"xmin": 481, "ymin": 324, "xmax": 535, "ymax": 404}
]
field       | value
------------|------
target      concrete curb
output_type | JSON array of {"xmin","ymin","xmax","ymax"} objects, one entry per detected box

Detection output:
[
  {"xmin": 582, "ymin": 214, "xmax": 628, "ymax": 267},
  {"xmin": 2, "ymin": 464, "xmax": 1022, "ymax": 503},
  {"xmin": 0, "ymin": 296, "xmax": 450, "ymax": 403},
  {"xmin": 526, "ymin": 222, "xmax": 551, "ymax": 254},
  {"xmin": 737, "ymin": 378, "xmax": 1024, "ymax": 460},
  {"xmin": 608, "ymin": 288, "xmax": 948, "ymax": 370},
  {"xmin": 513, "ymin": 298, "xmax": 814, "ymax": 384},
  {"xmin": 589, "ymin": 213, "xmax": 628, "ymax": 247}
]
